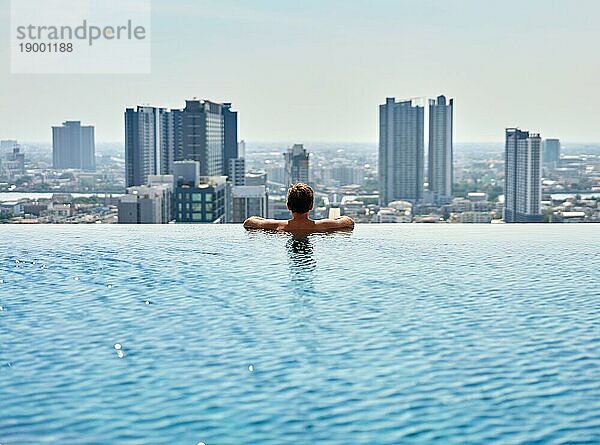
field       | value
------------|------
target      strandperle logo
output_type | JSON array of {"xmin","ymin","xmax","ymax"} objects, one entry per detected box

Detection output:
[
  {"xmin": 10, "ymin": 0, "xmax": 151, "ymax": 74},
  {"xmin": 15, "ymin": 20, "xmax": 147, "ymax": 46}
]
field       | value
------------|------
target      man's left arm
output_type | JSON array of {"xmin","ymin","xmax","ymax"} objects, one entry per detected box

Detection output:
[{"xmin": 315, "ymin": 216, "xmax": 354, "ymax": 230}]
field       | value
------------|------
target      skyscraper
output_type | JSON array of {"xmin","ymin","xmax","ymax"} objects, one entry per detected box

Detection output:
[
  {"xmin": 181, "ymin": 99, "xmax": 224, "ymax": 177},
  {"xmin": 284, "ymin": 144, "xmax": 309, "ymax": 185},
  {"xmin": 222, "ymin": 103, "xmax": 239, "ymax": 175},
  {"xmin": 428, "ymin": 95, "xmax": 454, "ymax": 205},
  {"xmin": 169, "ymin": 109, "xmax": 184, "ymax": 163},
  {"xmin": 504, "ymin": 128, "xmax": 543, "ymax": 223},
  {"xmin": 124, "ymin": 107, "xmax": 173, "ymax": 187},
  {"xmin": 52, "ymin": 121, "xmax": 95, "ymax": 171},
  {"xmin": 543, "ymin": 139, "xmax": 560, "ymax": 167},
  {"xmin": 379, "ymin": 98, "xmax": 424, "ymax": 205}
]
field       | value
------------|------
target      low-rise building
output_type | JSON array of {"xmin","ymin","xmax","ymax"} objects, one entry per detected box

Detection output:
[
  {"xmin": 118, "ymin": 183, "xmax": 173, "ymax": 224},
  {"xmin": 456, "ymin": 211, "xmax": 492, "ymax": 223},
  {"xmin": 245, "ymin": 171, "xmax": 268, "ymax": 186},
  {"xmin": 23, "ymin": 203, "xmax": 49, "ymax": 216},
  {"xmin": 374, "ymin": 207, "xmax": 412, "ymax": 223},
  {"xmin": 229, "ymin": 185, "xmax": 268, "ymax": 223},
  {"xmin": 552, "ymin": 211, "xmax": 587, "ymax": 223},
  {"xmin": 467, "ymin": 192, "xmax": 488, "ymax": 202},
  {"xmin": 48, "ymin": 203, "xmax": 73, "ymax": 219},
  {"xmin": 173, "ymin": 160, "xmax": 226, "ymax": 223},
  {"xmin": 0, "ymin": 201, "xmax": 23, "ymax": 215},
  {"xmin": 340, "ymin": 200, "xmax": 367, "ymax": 221}
]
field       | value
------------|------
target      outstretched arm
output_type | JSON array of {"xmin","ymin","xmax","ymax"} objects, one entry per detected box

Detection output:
[
  {"xmin": 315, "ymin": 215, "xmax": 355, "ymax": 231},
  {"xmin": 333, "ymin": 215, "xmax": 354, "ymax": 229},
  {"xmin": 243, "ymin": 216, "xmax": 284, "ymax": 230}
]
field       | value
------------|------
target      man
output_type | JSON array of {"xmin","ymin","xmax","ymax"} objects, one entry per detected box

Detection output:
[{"xmin": 244, "ymin": 182, "xmax": 354, "ymax": 233}]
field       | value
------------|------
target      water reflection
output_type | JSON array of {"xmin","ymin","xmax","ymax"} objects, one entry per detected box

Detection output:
[
  {"xmin": 286, "ymin": 235, "xmax": 317, "ymax": 296},
  {"xmin": 286, "ymin": 235, "xmax": 318, "ymax": 366}
]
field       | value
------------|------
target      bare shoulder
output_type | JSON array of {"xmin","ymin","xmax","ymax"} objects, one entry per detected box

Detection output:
[
  {"xmin": 243, "ymin": 216, "xmax": 288, "ymax": 231},
  {"xmin": 314, "ymin": 216, "xmax": 355, "ymax": 230}
]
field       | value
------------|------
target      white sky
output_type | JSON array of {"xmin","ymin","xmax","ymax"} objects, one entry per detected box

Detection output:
[{"xmin": 0, "ymin": 0, "xmax": 599, "ymax": 143}]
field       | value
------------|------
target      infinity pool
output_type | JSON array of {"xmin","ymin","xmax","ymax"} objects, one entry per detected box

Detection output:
[{"xmin": 1, "ymin": 225, "xmax": 599, "ymax": 444}]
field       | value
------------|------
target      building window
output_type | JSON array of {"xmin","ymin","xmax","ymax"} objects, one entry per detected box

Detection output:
[{"xmin": 205, "ymin": 193, "xmax": 213, "ymax": 202}]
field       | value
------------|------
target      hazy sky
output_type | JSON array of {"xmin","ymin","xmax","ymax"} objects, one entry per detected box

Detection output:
[{"xmin": 1, "ymin": 0, "xmax": 599, "ymax": 143}]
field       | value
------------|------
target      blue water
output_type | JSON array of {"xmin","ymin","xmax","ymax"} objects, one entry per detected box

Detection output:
[{"xmin": 1, "ymin": 225, "xmax": 599, "ymax": 444}]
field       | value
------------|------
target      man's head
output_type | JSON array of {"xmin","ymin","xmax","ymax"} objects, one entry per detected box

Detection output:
[{"xmin": 287, "ymin": 182, "xmax": 314, "ymax": 214}]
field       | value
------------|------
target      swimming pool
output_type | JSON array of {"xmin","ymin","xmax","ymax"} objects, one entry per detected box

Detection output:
[{"xmin": 1, "ymin": 225, "xmax": 599, "ymax": 444}]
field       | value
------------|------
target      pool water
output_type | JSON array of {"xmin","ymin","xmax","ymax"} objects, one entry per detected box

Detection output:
[{"xmin": 1, "ymin": 225, "xmax": 599, "ymax": 444}]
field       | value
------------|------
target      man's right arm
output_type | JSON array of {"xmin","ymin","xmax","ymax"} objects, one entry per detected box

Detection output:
[
  {"xmin": 243, "ymin": 216, "xmax": 283, "ymax": 230},
  {"xmin": 334, "ymin": 216, "xmax": 354, "ymax": 229}
]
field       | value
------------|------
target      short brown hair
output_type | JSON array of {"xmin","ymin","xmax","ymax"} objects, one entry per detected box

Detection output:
[{"xmin": 287, "ymin": 182, "xmax": 314, "ymax": 214}]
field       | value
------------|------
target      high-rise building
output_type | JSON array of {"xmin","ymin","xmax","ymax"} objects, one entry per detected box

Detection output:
[
  {"xmin": 428, "ymin": 95, "xmax": 454, "ymax": 205},
  {"xmin": 169, "ymin": 109, "xmax": 184, "ymax": 163},
  {"xmin": 124, "ymin": 106, "xmax": 174, "ymax": 187},
  {"xmin": 173, "ymin": 160, "xmax": 226, "ymax": 223},
  {"xmin": 379, "ymin": 98, "xmax": 424, "ymax": 205},
  {"xmin": 181, "ymin": 99, "xmax": 224, "ymax": 177},
  {"xmin": 222, "ymin": 103, "xmax": 238, "ymax": 175},
  {"xmin": 504, "ymin": 128, "xmax": 543, "ymax": 223},
  {"xmin": 284, "ymin": 144, "xmax": 309, "ymax": 185},
  {"xmin": 228, "ymin": 141, "xmax": 246, "ymax": 186},
  {"xmin": 52, "ymin": 121, "xmax": 95, "ymax": 171},
  {"xmin": 543, "ymin": 139, "xmax": 561, "ymax": 167}
]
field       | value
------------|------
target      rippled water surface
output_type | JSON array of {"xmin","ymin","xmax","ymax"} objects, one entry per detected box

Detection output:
[{"xmin": 1, "ymin": 225, "xmax": 599, "ymax": 444}]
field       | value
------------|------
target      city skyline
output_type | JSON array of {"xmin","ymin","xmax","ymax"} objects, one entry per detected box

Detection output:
[
  {"xmin": 1, "ymin": 2, "xmax": 599, "ymax": 441},
  {"xmin": 1, "ymin": 0, "xmax": 600, "ymax": 143}
]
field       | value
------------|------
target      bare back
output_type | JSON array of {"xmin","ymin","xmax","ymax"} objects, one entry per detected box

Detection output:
[{"xmin": 244, "ymin": 215, "xmax": 354, "ymax": 234}]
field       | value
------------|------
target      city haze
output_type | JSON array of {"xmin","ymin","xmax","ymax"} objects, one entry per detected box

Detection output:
[{"xmin": 0, "ymin": 0, "xmax": 599, "ymax": 143}]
